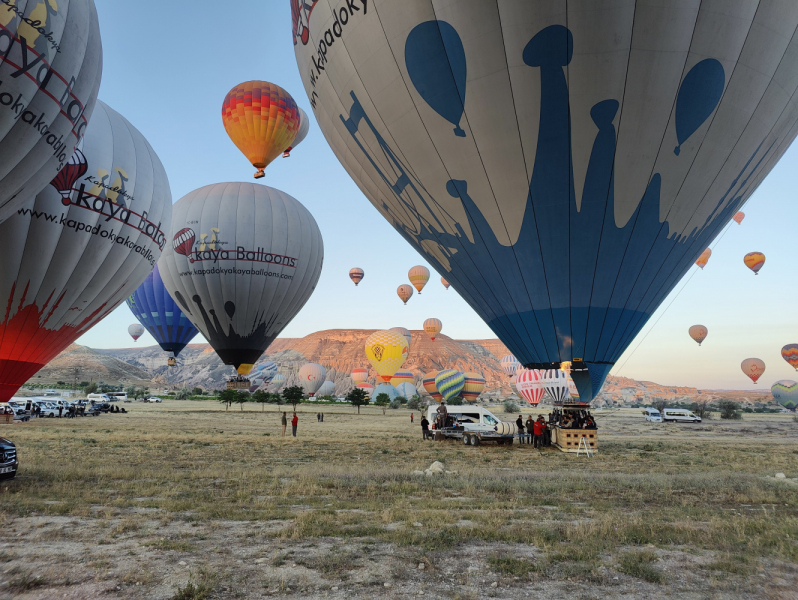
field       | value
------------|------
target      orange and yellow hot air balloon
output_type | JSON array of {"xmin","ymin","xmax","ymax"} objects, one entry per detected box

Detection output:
[
  {"xmin": 744, "ymin": 252, "xmax": 765, "ymax": 275},
  {"xmin": 695, "ymin": 248, "xmax": 711, "ymax": 270},
  {"xmin": 222, "ymin": 81, "xmax": 301, "ymax": 179},
  {"xmin": 441, "ymin": 277, "xmax": 450, "ymax": 290},
  {"xmin": 733, "ymin": 212, "xmax": 745, "ymax": 225},
  {"xmin": 423, "ymin": 318, "xmax": 442, "ymax": 341},
  {"xmin": 408, "ymin": 265, "xmax": 430, "ymax": 293}
]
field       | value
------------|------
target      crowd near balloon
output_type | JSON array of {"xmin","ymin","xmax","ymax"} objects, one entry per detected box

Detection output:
[{"xmin": 1, "ymin": 0, "xmax": 797, "ymax": 416}]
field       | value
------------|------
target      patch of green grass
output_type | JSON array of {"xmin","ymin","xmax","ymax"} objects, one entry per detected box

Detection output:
[
  {"xmin": 617, "ymin": 549, "xmax": 663, "ymax": 583},
  {"xmin": 172, "ymin": 569, "xmax": 217, "ymax": 600},
  {"xmin": 487, "ymin": 553, "xmax": 541, "ymax": 576},
  {"xmin": 143, "ymin": 539, "xmax": 196, "ymax": 552}
]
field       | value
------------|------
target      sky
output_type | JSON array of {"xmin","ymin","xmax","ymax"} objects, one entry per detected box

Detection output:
[{"xmin": 76, "ymin": 0, "xmax": 798, "ymax": 391}]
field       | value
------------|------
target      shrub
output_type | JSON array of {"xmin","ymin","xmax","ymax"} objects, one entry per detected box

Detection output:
[
  {"xmin": 407, "ymin": 396, "xmax": 422, "ymax": 410},
  {"xmin": 448, "ymin": 396, "xmax": 463, "ymax": 406},
  {"xmin": 389, "ymin": 399, "xmax": 401, "ymax": 409},
  {"xmin": 175, "ymin": 388, "xmax": 191, "ymax": 400},
  {"xmin": 718, "ymin": 399, "xmax": 742, "ymax": 420},
  {"xmin": 503, "ymin": 399, "xmax": 519, "ymax": 413}
]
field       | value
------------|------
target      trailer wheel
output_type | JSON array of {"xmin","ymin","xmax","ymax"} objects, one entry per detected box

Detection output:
[
  {"xmin": 463, "ymin": 434, "xmax": 471, "ymax": 446},
  {"xmin": 470, "ymin": 435, "xmax": 480, "ymax": 447}
]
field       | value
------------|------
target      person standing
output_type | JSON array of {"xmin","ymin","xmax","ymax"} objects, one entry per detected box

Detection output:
[
  {"xmin": 533, "ymin": 416, "xmax": 545, "ymax": 449},
  {"xmin": 317, "ymin": 412, "xmax": 320, "ymax": 422},
  {"xmin": 281, "ymin": 411, "xmax": 287, "ymax": 437},
  {"xmin": 58, "ymin": 404, "xmax": 63, "ymax": 418},
  {"xmin": 410, "ymin": 413, "xmax": 414, "ymax": 424},
  {"xmin": 515, "ymin": 415, "xmax": 524, "ymax": 441},
  {"xmin": 525, "ymin": 415, "xmax": 534, "ymax": 444},
  {"xmin": 320, "ymin": 413, "xmax": 324, "ymax": 422},
  {"xmin": 291, "ymin": 412, "xmax": 299, "ymax": 437},
  {"xmin": 420, "ymin": 415, "xmax": 430, "ymax": 440}
]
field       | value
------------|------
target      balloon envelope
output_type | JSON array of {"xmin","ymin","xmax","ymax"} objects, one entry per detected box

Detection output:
[
  {"xmin": 500, "ymin": 355, "xmax": 520, "ymax": 377},
  {"xmin": 351, "ymin": 367, "xmax": 368, "ymax": 384},
  {"xmin": 733, "ymin": 212, "xmax": 745, "ymax": 225},
  {"xmin": 542, "ymin": 370, "xmax": 569, "ymax": 405},
  {"xmin": 771, "ymin": 380, "xmax": 798, "ymax": 409},
  {"xmin": 688, "ymin": 325, "xmax": 708, "ymax": 346},
  {"xmin": 435, "ymin": 369, "xmax": 464, "ymax": 403},
  {"xmin": 284, "ymin": 107, "xmax": 310, "ymax": 157},
  {"xmin": 390, "ymin": 370, "xmax": 414, "ymax": 387},
  {"xmin": 408, "ymin": 266, "xmax": 430, "ymax": 293},
  {"xmin": 461, "ymin": 372, "xmax": 485, "ymax": 402},
  {"xmin": 317, "ymin": 380, "xmax": 336, "ymax": 397},
  {"xmin": 298, "ymin": 363, "xmax": 326, "ymax": 395},
  {"xmin": 781, "ymin": 344, "xmax": 798, "ymax": 371},
  {"xmin": 365, "ymin": 330, "xmax": 409, "ymax": 382},
  {"xmin": 389, "ymin": 327, "xmax": 412, "ymax": 349},
  {"xmin": 356, "ymin": 382, "xmax": 374, "ymax": 397},
  {"xmin": 127, "ymin": 264, "xmax": 199, "ymax": 357},
  {"xmin": 128, "ymin": 324, "xmax": 145, "ymax": 341},
  {"xmin": 422, "ymin": 371, "xmax": 442, "ymax": 402},
  {"xmin": 294, "ymin": 3, "xmax": 798, "ymax": 404},
  {"xmin": 423, "ymin": 318, "xmax": 442, "ymax": 341},
  {"xmin": 741, "ymin": 358, "xmax": 765, "ymax": 384},
  {"xmin": 695, "ymin": 249, "xmax": 711, "ymax": 270},
  {"xmin": 349, "ymin": 268, "xmax": 364, "ymax": 286},
  {"xmin": 395, "ymin": 382, "xmax": 417, "ymax": 399},
  {"xmin": 158, "ymin": 183, "xmax": 323, "ymax": 375},
  {"xmin": 222, "ymin": 81, "xmax": 301, "ymax": 178},
  {"xmin": 270, "ymin": 373, "xmax": 286, "ymax": 390},
  {"xmin": 0, "ymin": 0, "xmax": 103, "ymax": 223},
  {"xmin": 397, "ymin": 284, "xmax": 413, "ymax": 305},
  {"xmin": 516, "ymin": 369, "xmax": 544, "ymax": 405},
  {"xmin": 374, "ymin": 383, "xmax": 398, "ymax": 401},
  {"xmin": 441, "ymin": 277, "xmax": 450, "ymax": 290},
  {"xmin": 0, "ymin": 102, "xmax": 172, "ymax": 401},
  {"xmin": 254, "ymin": 361, "xmax": 279, "ymax": 382},
  {"xmin": 744, "ymin": 252, "xmax": 765, "ymax": 275}
]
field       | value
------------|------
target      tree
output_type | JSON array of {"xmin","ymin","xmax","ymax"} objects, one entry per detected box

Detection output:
[
  {"xmin": 448, "ymin": 396, "xmax": 463, "ymax": 406},
  {"xmin": 234, "ymin": 390, "xmax": 250, "ymax": 411},
  {"xmin": 218, "ymin": 389, "xmax": 237, "ymax": 411},
  {"xmin": 346, "ymin": 387, "xmax": 369, "ymax": 414},
  {"xmin": 389, "ymin": 399, "xmax": 401, "ymax": 409},
  {"xmin": 252, "ymin": 390, "xmax": 269, "ymax": 412},
  {"xmin": 503, "ymin": 399, "xmax": 519, "ymax": 413},
  {"xmin": 192, "ymin": 387, "xmax": 203, "ymax": 396},
  {"xmin": 718, "ymin": 399, "xmax": 742, "ymax": 420},
  {"xmin": 652, "ymin": 399, "xmax": 668, "ymax": 415},
  {"xmin": 374, "ymin": 393, "xmax": 390, "ymax": 414},
  {"xmin": 282, "ymin": 386, "xmax": 305, "ymax": 412},
  {"xmin": 267, "ymin": 392, "xmax": 284, "ymax": 406},
  {"xmin": 175, "ymin": 387, "xmax": 191, "ymax": 400},
  {"xmin": 691, "ymin": 397, "xmax": 712, "ymax": 419},
  {"xmin": 397, "ymin": 396, "xmax": 407, "ymax": 405},
  {"xmin": 407, "ymin": 396, "xmax": 422, "ymax": 410},
  {"xmin": 125, "ymin": 385, "xmax": 137, "ymax": 397},
  {"xmin": 84, "ymin": 382, "xmax": 98, "ymax": 395}
]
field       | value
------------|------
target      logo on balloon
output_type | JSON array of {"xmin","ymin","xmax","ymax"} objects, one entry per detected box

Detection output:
[
  {"xmin": 372, "ymin": 344, "xmax": 383, "ymax": 361},
  {"xmin": 173, "ymin": 228, "xmax": 196, "ymax": 260},
  {"xmin": 50, "ymin": 149, "xmax": 88, "ymax": 206},
  {"xmin": 291, "ymin": 0, "xmax": 319, "ymax": 45}
]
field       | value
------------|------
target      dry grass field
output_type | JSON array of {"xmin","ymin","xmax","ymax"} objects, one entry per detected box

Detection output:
[{"xmin": 1, "ymin": 401, "xmax": 797, "ymax": 600}]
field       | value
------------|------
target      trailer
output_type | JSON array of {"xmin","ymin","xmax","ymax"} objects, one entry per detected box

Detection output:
[{"xmin": 426, "ymin": 405, "xmax": 517, "ymax": 446}]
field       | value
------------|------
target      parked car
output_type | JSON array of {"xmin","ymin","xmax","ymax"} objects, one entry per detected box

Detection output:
[
  {"xmin": 662, "ymin": 408, "xmax": 701, "ymax": 423},
  {"xmin": 32, "ymin": 400, "xmax": 58, "ymax": 418},
  {"xmin": 0, "ymin": 437, "xmax": 17, "ymax": 480},
  {"xmin": 642, "ymin": 407, "xmax": 662, "ymax": 422},
  {"xmin": 8, "ymin": 404, "xmax": 30, "ymax": 422},
  {"xmin": 147, "ymin": 397, "xmax": 162, "ymax": 403}
]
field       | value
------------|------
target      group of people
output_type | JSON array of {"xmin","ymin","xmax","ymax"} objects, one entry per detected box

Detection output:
[
  {"xmin": 515, "ymin": 415, "xmax": 551, "ymax": 448},
  {"xmin": 548, "ymin": 408, "xmax": 597, "ymax": 430}
]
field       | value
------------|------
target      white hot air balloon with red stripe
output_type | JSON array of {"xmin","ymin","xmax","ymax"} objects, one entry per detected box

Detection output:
[{"xmin": 516, "ymin": 368, "xmax": 545, "ymax": 405}]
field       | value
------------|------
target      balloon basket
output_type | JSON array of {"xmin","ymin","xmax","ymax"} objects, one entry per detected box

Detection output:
[
  {"xmin": 0, "ymin": 413, "xmax": 12, "ymax": 425},
  {"xmin": 552, "ymin": 427, "xmax": 598, "ymax": 453},
  {"xmin": 226, "ymin": 377, "xmax": 251, "ymax": 390}
]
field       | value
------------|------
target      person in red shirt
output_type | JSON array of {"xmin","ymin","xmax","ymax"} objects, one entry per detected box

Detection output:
[
  {"xmin": 532, "ymin": 416, "xmax": 546, "ymax": 448},
  {"xmin": 410, "ymin": 413, "xmax": 414, "ymax": 423},
  {"xmin": 291, "ymin": 413, "xmax": 299, "ymax": 437}
]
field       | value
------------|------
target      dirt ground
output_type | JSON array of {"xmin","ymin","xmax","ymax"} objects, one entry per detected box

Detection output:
[{"xmin": 1, "ymin": 402, "xmax": 796, "ymax": 600}]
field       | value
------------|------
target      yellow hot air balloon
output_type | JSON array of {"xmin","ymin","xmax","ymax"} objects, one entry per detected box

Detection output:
[
  {"xmin": 365, "ymin": 330, "xmax": 409, "ymax": 382},
  {"xmin": 695, "ymin": 248, "xmax": 711, "ymax": 270},
  {"xmin": 423, "ymin": 318, "xmax": 442, "ymax": 341},
  {"xmin": 441, "ymin": 277, "xmax": 450, "ymax": 290},
  {"xmin": 744, "ymin": 252, "xmax": 765, "ymax": 275},
  {"xmin": 222, "ymin": 81, "xmax": 301, "ymax": 179},
  {"xmin": 408, "ymin": 265, "xmax": 430, "ymax": 293},
  {"xmin": 397, "ymin": 284, "xmax": 414, "ymax": 305}
]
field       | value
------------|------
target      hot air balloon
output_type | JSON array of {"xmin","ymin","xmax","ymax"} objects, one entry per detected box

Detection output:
[
  {"xmin": 500, "ymin": 355, "xmax": 520, "ymax": 377},
  {"xmin": 356, "ymin": 382, "xmax": 374, "ymax": 397},
  {"xmin": 541, "ymin": 370, "xmax": 569, "ymax": 405},
  {"xmin": 349, "ymin": 268, "xmax": 364, "ymax": 286},
  {"xmin": 222, "ymin": 81, "xmax": 302, "ymax": 179},
  {"xmin": 441, "ymin": 277, "xmax": 450, "ymax": 290},
  {"xmin": 298, "ymin": 363, "xmax": 326, "ymax": 396},
  {"xmin": 351, "ymin": 367, "xmax": 369, "ymax": 384},
  {"xmin": 374, "ymin": 383, "xmax": 398, "ymax": 401},
  {"xmin": 0, "ymin": 101, "xmax": 172, "ymax": 402},
  {"xmin": 364, "ymin": 330, "xmax": 409, "ymax": 382},
  {"xmin": 389, "ymin": 327, "xmax": 412, "ymax": 349},
  {"xmin": 127, "ymin": 264, "xmax": 200, "ymax": 362},
  {"xmin": 695, "ymin": 249, "xmax": 711, "ymax": 270},
  {"xmin": 390, "ymin": 371, "xmax": 414, "ymax": 387},
  {"xmin": 688, "ymin": 325, "xmax": 708, "ymax": 346},
  {"xmin": 270, "ymin": 373, "xmax": 286, "ymax": 391},
  {"xmin": 422, "ymin": 371, "xmax": 442, "ymax": 402},
  {"xmin": 317, "ymin": 380, "xmax": 336, "ymax": 397},
  {"xmin": 516, "ymin": 369, "xmax": 545, "ymax": 405},
  {"xmin": 158, "ymin": 183, "xmax": 323, "ymax": 376},
  {"xmin": 435, "ymin": 369, "xmax": 464, "ymax": 403},
  {"xmin": 395, "ymin": 382, "xmax": 417, "ymax": 400},
  {"xmin": 397, "ymin": 284, "xmax": 413, "ymax": 305},
  {"xmin": 283, "ymin": 107, "xmax": 310, "ymax": 157},
  {"xmin": 741, "ymin": 358, "xmax": 765, "ymax": 385},
  {"xmin": 408, "ymin": 266, "xmax": 430, "ymax": 294},
  {"xmin": 294, "ymin": 4, "xmax": 798, "ymax": 405},
  {"xmin": 771, "ymin": 380, "xmax": 798, "ymax": 410},
  {"xmin": 744, "ymin": 252, "xmax": 765, "ymax": 275},
  {"xmin": 461, "ymin": 372, "xmax": 485, "ymax": 403},
  {"xmin": 781, "ymin": 345, "xmax": 798, "ymax": 371},
  {"xmin": 733, "ymin": 212, "xmax": 745, "ymax": 225},
  {"xmin": 423, "ymin": 318, "xmax": 442, "ymax": 341},
  {"xmin": 128, "ymin": 324, "xmax": 145, "ymax": 342},
  {"xmin": 0, "ymin": 0, "xmax": 103, "ymax": 224},
  {"xmin": 254, "ymin": 361, "xmax": 279, "ymax": 382}
]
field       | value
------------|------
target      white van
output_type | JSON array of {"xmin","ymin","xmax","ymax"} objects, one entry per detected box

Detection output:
[
  {"xmin": 86, "ymin": 393, "xmax": 111, "ymax": 403},
  {"xmin": 425, "ymin": 405, "xmax": 502, "ymax": 434},
  {"xmin": 642, "ymin": 407, "xmax": 662, "ymax": 422},
  {"xmin": 662, "ymin": 408, "xmax": 701, "ymax": 423}
]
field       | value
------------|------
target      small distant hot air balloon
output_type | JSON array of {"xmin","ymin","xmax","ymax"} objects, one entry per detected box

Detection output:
[
  {"xmin": 441, "ymin": 277, "xmax": 450, "ymax": 290},
  {"xmin": 689, "ymin": 325, "xmax": 708, "ymax": 346},
  {"xmin": 435, "ymin": 369, "xmax": 465, "ymax": 403},
  {"xmin": 395, "ymin": 382, "xmax": 418, "ymax": 399},
  {"xmin": 422, "ymin": 371, "xmax": 442, "ymax": 402},
  {"xmin": 389, "ymin": 327, "xmax": 412, "ymax": 349},
  {"xmin": 733, "ymin": 212, "xmax": 745, "ymax": 225},
  {"xmin": 283, "ymin": 107, "xmax": 310, "ymax": 157},
  {"xmin": 781, "ymin": 344, "xmax": 798, "ymax": 371},
  {"xmin": 349, "ymin": 268, "xmax": 364, "ymax": 286},
  {"xmin": 365, "ymin": 330, "xmax": 409, "ymax": 382},
  {"xmin": 695, "ymin": 248, "xmax": 711, "ymax": 270},
  {"xmin": 374, "ymin": 383, "xmax": 399, "ymax": 400},
  {"xmin": 744, "ymin": 252, "xmax": 765, "ymax": 275},
  {"xmin": 356, "ymin": 382, "xmax": 375, "ymax": 397},
  {"xmin": 462, "ymin": 372, "xmax": 485, "ymax": 402},
  {"xmin": 541, "ymin": 370, "xmax": 569, "ymax": 404},
  {"xmin": 317, "ymin": 381, "xmax": 336, "ymax": 397},
  {"xmin": 771, "ymin": 380, "xmax": 798, "ymax": 410},
  {"xmin": 254, "ymin": 361, "xmax": 278, "ymax": 382},
  {"xmin": 390, "ymin": 370, "xmax": 414, "ymax": 387},
  {"xmin": 270, "ymin": 373, "xmax": 286, "ymax": 390},
  {"xmin": 397, "ymin": 284, "xmax": 414, "ymax": 305},
  {"xmin": 741, "ymin": 358, "xmax": 765, "ymax": 384},
  {"xmin": 423, "ymin": 318, "xmax": 442, "ymax": 341},
  {"xmin": 128, "ymin": 324, "xmax": 145, "ymax": 342},
  {"xmin": 516, "ymin": 369, "xmax": 545, "ymax": 405},
  {"xmin": 501, "ymin": 355, "xmax": 520, "ymax": 377},
  {"xmin": 408, "ymin": 266, "xmax": 430, "ymax": 293},
  {"xmin": 351, "ymin": 368, "xmax": 368, "ymax": 384},
  {"xmin": 222, "ymin": 81, "xmax": 302, "ymax": 179},
  {"xmin": 298, "ymin": 363, "xmax": 326, "ymax": 396}
]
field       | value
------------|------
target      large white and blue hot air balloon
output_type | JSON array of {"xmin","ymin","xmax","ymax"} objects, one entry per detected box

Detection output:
[{"xmin": 293, "ymin": 1, "xmax": 798, "ymax": 402}]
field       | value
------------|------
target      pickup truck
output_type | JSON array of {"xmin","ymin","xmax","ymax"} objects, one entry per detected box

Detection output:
[{"xmin": 425, "ymin": 405, "xmax": 517, "ymax": 446}]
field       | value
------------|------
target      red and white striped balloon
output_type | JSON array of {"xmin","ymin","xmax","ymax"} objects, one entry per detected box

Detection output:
[{"xmin": 516, "ymin": 369, "xmax": 545, "ymax": 405}]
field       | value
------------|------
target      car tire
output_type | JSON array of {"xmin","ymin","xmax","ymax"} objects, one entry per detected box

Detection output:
[
  {"xmin": 463, "ymin": 434, "xmax": 470, "ymax": 446},
  {"xmin": 470, "ymin": 435, "xmax": 480, "ymax": 447}
]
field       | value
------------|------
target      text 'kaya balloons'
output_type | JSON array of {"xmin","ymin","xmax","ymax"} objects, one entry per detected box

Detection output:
[
  {"xmin": 0, "ymin": 0, "xmax": 103, "ymax": 223},
  {"xmin": 158, "ymin": 183, "xmax": 323, "ymax": 375},
  {"xmin": 127, "ymin": 264, "xmax": 199, "ymax": 360},
  {"xmin": 0, "ymin": 102, "xmax": 172, "ymax": 401},
  {"xmin": 689, "ymin": 325, "xmax": 708, "ymax": 346},
  {"xmin": 293, "ymin": 2, "xmax": 798, "ymax": 403},
  {"xmin": 741, "ymin": 358, "xmax": 765, "ymax": 385},
  {"xmin": 364, "ymin": 329, "xmax": 409, "ymax": 382},
  {"xmin": 222, "ymin": 81, "xmax": 301, "ymax": 179}
]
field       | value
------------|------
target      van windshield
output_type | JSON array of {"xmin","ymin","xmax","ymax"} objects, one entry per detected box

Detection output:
[{"xmin": 483, "ymin": 415, "xmax": 498, "ymax": 425}]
